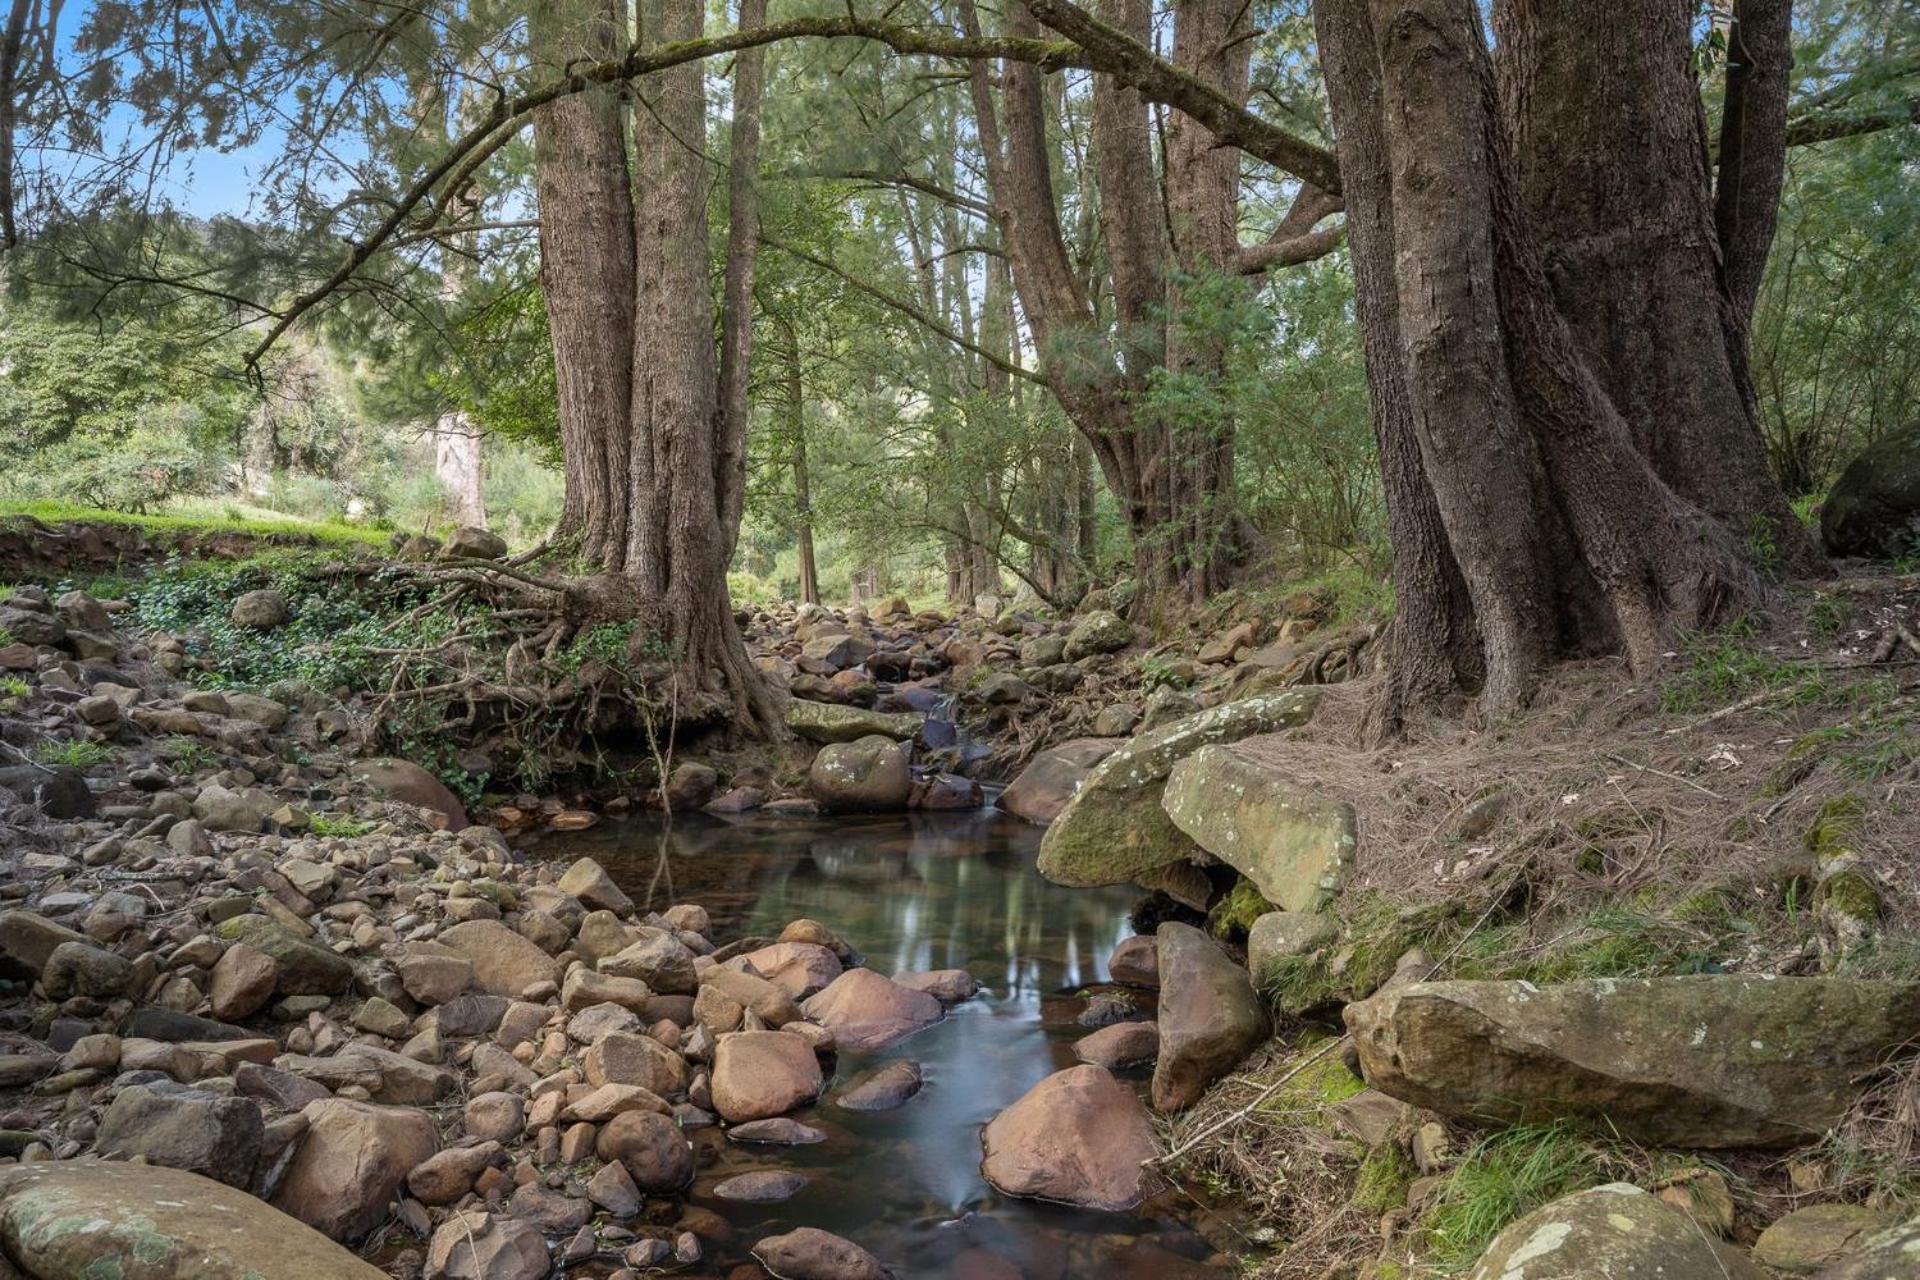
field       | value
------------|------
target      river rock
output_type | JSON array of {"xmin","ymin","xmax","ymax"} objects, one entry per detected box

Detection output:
[
  {"xmin": 1754, "ymin": 1204, "xmax": 1901, "ymax": 1274},
  {"xmin": 585, "ymin": 1030, "xmax": 688, "ymax": 1095},
  {"xmin": 349, "ymin": 757, "xmax": 469, "ymax": 830},
  {"xmin": 1467, "ymin": 1184, "xmax": 1766, "ymax": 1280},
  {"xmin": 407, "ymin": 1142, "xmax": 503, "ymax": 1205},
  {"xmin": 801, "ymin": 968, "xmax": 942, "ymax": 1052},
  {"xmin": 980, "ymin": 1064, "xmax": 1163, "ymax": 1212},
  {"xmin": 396, "ymin": 943, "xmax": 474, "ymax": 1005},
  {"xmin": 211, "ymin": 942, "xmax": 281, "ymax": 1019},
  {"xmin": 834, "ymin": 1059, "xmax": 923, "ymax": 1111},
  {"xmin": 557, "ymin": 857, "xmax": 632, "ymax": 914},
  {"xmin": 786, "ymin": 700, "xmax": 922, "ymax": 743},
  {"xmin": 0, "ymin": 1159, "xmax": 388, "ymax": 1280},
  {"xmin": 1037, "ymin": 689, "xmax": 1321, "ymax": 890},
  {"xmin": 1247, "ymin": 910, "xmax": 1338, "ymax": 981},
  {"xmin": 892, "ymin": 968, "xmax": 978, "ymax": 1003},
  {"xmin": 1107, "ymin": 935, "xmax": 1158, "ymax": 987},
  {"xmin": 1074, "ymin": 1021, "xmax": 1159, "ymax": 1070},
  {"xmin": 1345, "ymin": 975, "xmax": 1920, "ymax": 1147},
  {"xmin": 753, "ymin": 1227, "xmax": 890, "ymax": 1280},
  {"xmin": 0, "ymin": 909, "xmax": 87, "ymax": 973},
  {"xmin": 715, "ymin": 1170, "xmax": 811, "ymax": 1202},
  {"xmin": 740, "ymin": 941, "xmax": 842, "ymax": 998},
  {"xmin": 1821, "ymin": 421, "xmax": 1920, "ymax": 558},
  {"xmin": 728, "ymin": 1117, "xmax": 827, "ymax": 1144},
  {"xmin": 1162, "ymin": 745, "xmax": 1355, "ymax": 911},
  {"xmin": 997, "ymin": 738, "xmax": 1121, "ymax": 826},
  {"xmin": 601, "ymin": 925, "xmax": 697, "ymax": 994},
  {"xmin": 1153, "ymin": 922, "xmax": 1268, "ymax": 1111},
  {"xmin": 595, "ymin": 1109, "xmax": 692, "ymax": 1192},
  {"xmin": 94, "ymin": 1083, "xmax": 265, "ymax": 1188},
  {"xmin": 711, "ymin": 1030, "xmax": 822, "ymax": 1122},
  {"xmin": 1811, "ymin": 1214, "xmax": 1920, "ymax": 1278},
  {"xmin": 213, "ymin": 916, "xmax": 352, "ymax": 995},
  {"xmin": 426, "ymin": 1209, "xmax": 550, "ymax": 1280},
  {"xmin": 702, "ymin": 966, "xmax": 802, "ymax": 1025},
  {"xmin": 41, "ymin": 940, "xmax": 132, "ymax": 998},
  {"xmin": 0, "ymin": 764, "xmax": 93, "ymax": 817},
  {"xmin": 274, "ymin": 1098, "xmax": 439, "ymax": 1241},
  {"xmin": 809, "ymin": 735, "xmax": 912, "ymax": 812},
  {"xmin": 437, "ymin": 919, "xmax": 561, "ymax": 997}
]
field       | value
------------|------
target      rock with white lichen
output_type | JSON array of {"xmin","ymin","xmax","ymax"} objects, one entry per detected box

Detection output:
[
  {"xmin": 1467, "ymin": 1184, "xmax": 1766, "ymax": 1279},
  {"xmin": 1346, "ymin": 974, "xmax": 1920, "ymax": 1148}
]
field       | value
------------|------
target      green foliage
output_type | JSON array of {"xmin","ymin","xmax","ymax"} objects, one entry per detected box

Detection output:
[
  {"xmin": 1658, "ymin": 623, "xmax": 1813, "ymax": 714},
  {"xmin": 1419, "ymin": 1124, "xmax": 1604, "ymax": 1268},
  {"xmin": 0, "ymin": 500, "xmax": 386, "ymax": 547},
  {"xmin": 307, "ymin": 813, "xmax": 373, "ymax": 838},
  {"xmin": 0, "ymin": 676, "xmax": 29, "ymax": 699},
  {"xmin": 32, "ymin": 739, "xmax": 115, "ymax": 768}
]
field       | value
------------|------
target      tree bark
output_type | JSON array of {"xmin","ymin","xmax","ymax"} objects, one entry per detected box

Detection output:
[
  {"xmin": 531, "ymin": 0, "xmax": 634, "ymax": 568},
  {"xmin": 777, "ymin": 316, "xmax": 820, "ymax": 606},
  {"xmin": 1493, "ymin": 0, "xmax": 1820, "ymax": 576},
  {"xmin": 1715, "ymin": 0, "xmax": 1793, "ymax": 330},
  {"xmin": 1319, "ymin": 0, "xmax": 1764, "ymax": 719}
]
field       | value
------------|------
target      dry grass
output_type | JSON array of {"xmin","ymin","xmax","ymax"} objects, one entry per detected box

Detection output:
[{"xmin": 1169, "ymin": 574, "xmax": 1920, "ymax": 1277}]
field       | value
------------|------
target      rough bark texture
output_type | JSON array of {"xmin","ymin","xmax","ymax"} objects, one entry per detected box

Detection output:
[
  {"xmin": 1319, "ymin": 0, "xmax": 1764, "ymax": 718},
  {"xmin": 1715, "ymin": 0, "xmax": 1793, "ymax": 329},
  {"xmin": 1493, "ymin": 0, "xmax": 1820, "ymax": 576},
  {"xmin": 532, "ymin": 0, "xmax": 635, "ymax": 568}
]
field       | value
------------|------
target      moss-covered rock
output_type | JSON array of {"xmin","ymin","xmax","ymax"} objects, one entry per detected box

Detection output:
[
  {"xmin": 1752, "ymin": 1204, "xmax": 1900, "ymax": 1274},
  {"xmin": 1062, "ymin": 609, "xmax": 1134, "ymax": 661},
  {"xmin": 1036, "ymin": 689, "xmax": 1321, "ymax": 890},
  {"xmin": 1163, "ymin": 744, "xmax": 1355, "ymax": 912},
  {"xmin": 1467, "ymin": 1184, "xmax": 1765, "ymax": 1280},
  {"xmin": 784, "ymin": 700, "xmax": 922, "ymax": 744},
  {"xmin": 1347, "ymin": 974, "xmax": 1920, "ymax": 1148},
  {"xmin": 211, "ymin": 914, "xmax": 352, "ymax": 995},
  {"xmin": 1821, "ymin": 420, "xmax": 1920, "ymax": 558}
]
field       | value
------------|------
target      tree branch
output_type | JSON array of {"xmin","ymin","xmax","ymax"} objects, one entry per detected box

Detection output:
[
  {"xmin": 1784, "ymin": 93, "xmax": 1919, "ymax": 146},
  {"xmin": 1236, "ymin": 222, "xmax": 1344, "ymax": 273}
]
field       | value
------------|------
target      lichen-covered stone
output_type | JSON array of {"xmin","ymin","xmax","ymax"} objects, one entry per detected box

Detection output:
[
  {"xmin": 1061, "ymin": 610, "xmax": 1134, "ymax": 661},
  {"xmin": 784, "ymin": 699, "xmax": 922, "ymax": 743},
  {"xmin": 1162, "ymin": 745, "xmax": 1355, "ymax": 912},
  {"xmin": 1467, "ymin": 1184, "xmax": 1765, "ymax": 1280},
  {"xmin": 1753, "ymin": 1204, "xmax": 1900, "ymax": 1274},
  {"xmin": 0, "ymin": 1159, "xmax": 388, "ymax": 1280},
  {"xmin": 1347, "ymin": 975, "xmax": 1920, "ymax": 1147},
  {"xmin": 1036, "ymin": 689, "xmax": 1321, "ymax": 889}
]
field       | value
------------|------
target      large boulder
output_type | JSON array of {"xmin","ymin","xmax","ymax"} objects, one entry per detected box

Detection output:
[
  {"xmin": 0, "ymin": 910, "xmax": 87, "ymax": 974},
  {"xmin": 1346, "ymin": 975, "xmax": 1920, "ymax": 1147},
  {"xmin": 437, "ymin": 919, "xmax": 562, "ymax": 998},
  {"xmin": 1036, "ymin": 689, "xmax": 1321, "ymax": 890},
  {"xmin": 230, "ymin": 588, "xmax": 289, "ymax": 629},
  {"xmin": 997, "ymin": 738, "xmax": 1121, "ymax": 826},
  {"xmin": 801, "ymin": 968, "xmax": 943, "ymax": 1052},
  {"xmin": 1467, "ymin": 1184, "xmax": 1766, "ymax": 1280},
  {"xmin": 0, "ymin": 1160, "xmax": 388, "ymax": 1280},
  {"xmin": 1754, "ymin": 1205, "xmax": 1901, "ymax": 1274},
  {"xmin": 349, "ymin": 757, "xmax": 469, "ymax": 830},
  {"xmin": 94, "ymin": 1084, "xmax": 264, "ymax": 1188},
  {"xmin": 439, "ymin": 526, "xmax": 509, "ymax": 560},
  {"xmin": 274, "ymin": 1098, "xmax": 439, "ymax": 1241},
  {"xmin": 1821, "ymin": 422, "xmax": 1920, "ymax": 559},
  {"xmin": 809, "ymin": 735, "xmax": 912, "ymax": 812},
  {"xmin": 1062, "ymin": 610, "xmax": 1133, "ymax": 661},
  {"xmin": 785, "ymin": 700, "xmax": 922, "ymax": 744},
  {"xmin": 1152, "ymin": 922, "xmax": 1268, "ymax": 1112},
  {"xmin": 1161, "ymin": 745, "xmax": 1355, "ymax": 912},
  {"xmin": 979, "ymin": 1064, "xmax": 1164, "ymax": 1212},
  {"xmin": 710, "ymin": 1030, "xmax": 823, "ymax": 1122}
]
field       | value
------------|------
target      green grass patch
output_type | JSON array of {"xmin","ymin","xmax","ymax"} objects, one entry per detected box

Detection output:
[
  {"xmin": 1658, "ymin": 623, "xmax": 1818, "ymax": 715},
  {"xmin": 1259, "ymin": 895, "xmax": 1465, "ymax": 1016},
  {"xmin": 307, "ymin": 813, "xmax": 373, "ymax": 839},
  {"xmin": 0, "ymin": 675, "xmax": 27, "ymax": 699},
  {"xmin": 0, "ymin": 500, "xmax": 387, "ymax": 547},
  {"xmin": 1419, "ymin": 1123, "xmax": 1604, "ymax": 1268},
  {"xmin": 31, "ymin": 739, "xmax": 115, "ymax": 768}
]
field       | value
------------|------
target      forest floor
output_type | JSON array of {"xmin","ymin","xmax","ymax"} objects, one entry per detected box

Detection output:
[{"xmin": 1159, "ymin": 570, "xmax": 1920, "ymax": 1277}]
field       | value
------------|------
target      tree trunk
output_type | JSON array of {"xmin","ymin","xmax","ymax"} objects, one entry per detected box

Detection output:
[
  {"xmin": 1492, "ymin": 0, "xmax": 1820, "ymax": 575},
  {"xmin": 531, "ymin": 0, "xmax": 634, "ymax": 567},
  {"xmin": 1715, "ymin": 0, "xmax": 1794, "ymax": 330},
  {"xmin": 1319, "ymin": 0, "xmax": 1764, "ymax": 719},
  {"xmin": 778, "ymin": 317, "xmax": 820, "ymax": 606}
]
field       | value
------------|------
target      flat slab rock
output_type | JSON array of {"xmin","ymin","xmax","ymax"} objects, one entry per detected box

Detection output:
[
  {"xmin": 1346, "ymin": 974, "xmax": 1920, "ymax": 1147},
  {"xmin": 0, "ymin": 1159, "xmax": 388, "ymax": 1280}
]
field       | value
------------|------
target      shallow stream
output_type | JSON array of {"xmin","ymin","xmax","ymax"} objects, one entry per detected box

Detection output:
[{"xmin": 541, "ymin": 808, "xmax": 1232, "ymax": 1279}]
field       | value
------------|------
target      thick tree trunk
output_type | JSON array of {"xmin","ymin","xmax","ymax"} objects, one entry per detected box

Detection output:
[
  {"xmin": 1493, "ymin": 0, "xmax": 1820, "ymax": 576},
  {"xmin": 531, "ymin": 0, "xmax": 634, "ymax": 567},
  {"xmin": 1319, "ymin": 0, "xmax": 1763, "ymax": 718},
  {"xmin": 1715, "ymin": 0, "xmax": 1794, "ymax": 330}
]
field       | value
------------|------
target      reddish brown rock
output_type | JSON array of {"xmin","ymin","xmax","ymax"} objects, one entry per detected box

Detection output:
[
  {"xmin": 1153, "ymin": 922, "xmax": 1267, "ymax": 1112},
  {"xmin": 800, "ymin": 968, "xmax": 942, "ymax": 1053},
  {"xmin": 740, "ymin": 942, "xmax": 842, "ymax": 999},
  {"xmin": 979, "ymin": 1064, "xmax": 1163, "ymax": 1212},
  {"xmin": 710, "ymin": 1031, "xmax": 822, "ymax": 1123},
  {"xmin": 1074, "ymin": 1021, "xmax": 1159, "ymax": 1070},
  {"xmin": 752, "ymin": 1227, "xmax": 889, "ymax": 1280},
  {"xmin": 210, "ymin": 942, "xmax": 280, "ymax": 1020},
  {"xmin": 274, "ymin": 1098, "xmax": 439, "ymax": 1241}
]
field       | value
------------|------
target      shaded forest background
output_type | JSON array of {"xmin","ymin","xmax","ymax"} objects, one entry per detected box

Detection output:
[{"xmin": 0, "ymin": 0, "xmax": 1912, "ymax": 614}]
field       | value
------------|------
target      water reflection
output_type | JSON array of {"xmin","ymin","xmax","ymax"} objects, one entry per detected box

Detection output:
[{"xmin": 538, "ymin": 809, "xmax": 1229, "ymax": 1279}]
